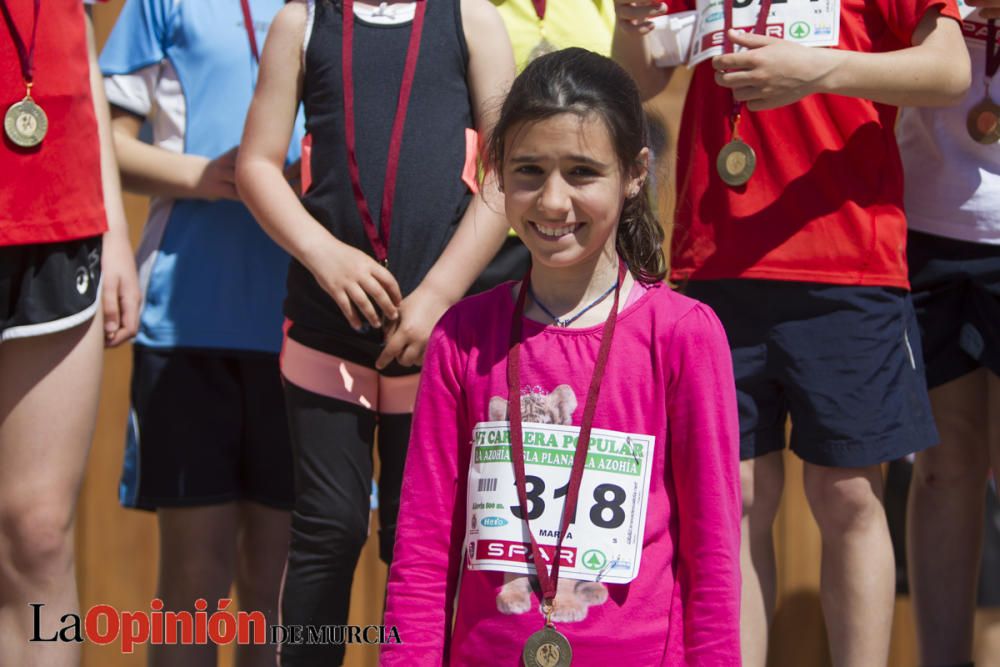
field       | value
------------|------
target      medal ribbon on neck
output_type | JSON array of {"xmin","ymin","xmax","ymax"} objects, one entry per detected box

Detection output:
[
  {"xmin": 506, "ymin": 260, "xmax": 627, "ymax": 616},
  {"xmin": 0, "ymin": 0, "xmax": 41, "ymax": 89},
  {"xmin": 722, "ymin": 0, "xmax": 773, "ymax": 130},
  {"xmin": 986, "ymin": 19, "xmax": 998, "ymax": 93},
  {"xmin": 239, "ymin": 0, "xmax": 260, "ymax": 64},
  {"xmin": 342, "ymin": 0, "xmax": 427, "ymax": 265}
]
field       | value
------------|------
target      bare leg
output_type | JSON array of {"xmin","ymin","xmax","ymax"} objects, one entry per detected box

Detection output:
[
  {"xmin": 804, "ymin": 463, "xmax": 894, "ymax": 667},
  {"xmin": 974, "ymin": 607, "xmax": 1000, "ymax": 667},
  {"xmin": 740, "ymin": 452, "xmax": 784, "ymax": 667},
  {"xmin": 235, "ymin": 501, "xmax": 290, "ymax": 667},
  {"xmin": 908, "ymin": 369, "xmax": 990, "ymax": 665},
  {"xmin": 0, "ymin": 315, "xmax": 103, "ymax": 667},
  {"xmin": 150, "ymin": 504, "xmax": 239, "ymax": 667}
]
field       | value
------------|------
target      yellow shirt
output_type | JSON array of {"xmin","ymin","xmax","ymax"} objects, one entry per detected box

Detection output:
[{"xmin": 491, "ymin": 0, "xmax": 615, "ymax": 72}]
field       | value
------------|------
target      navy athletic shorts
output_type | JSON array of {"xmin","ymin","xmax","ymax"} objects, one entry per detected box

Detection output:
[
  {"xmin": 908, "ymin": 230, "xmax": 1000, "ymax": 389},
  {"xmin": 120, "ymin": 346, "xmax": 294, "ymax": 510},
  {"xmin": 0, "ymin": 236, "xmax": 102, "ymax": 342},
  {"xmin": 683, "ymin": 279, "xmax": 938, "ymax": 467}
]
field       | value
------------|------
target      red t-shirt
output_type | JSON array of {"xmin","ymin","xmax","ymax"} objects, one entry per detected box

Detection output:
[
  {"xmin": 670, "ymin": 0, "xmax": 962, "ymax": 289},
  {"xmin": 0, "ymin": 0, "xmax": 107, "ymax": 246}
]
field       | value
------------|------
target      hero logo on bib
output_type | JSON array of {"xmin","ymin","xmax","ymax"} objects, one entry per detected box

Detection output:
[{"xmin": 688, "ymin": 0, "xmax": 841, "ymax": 67}]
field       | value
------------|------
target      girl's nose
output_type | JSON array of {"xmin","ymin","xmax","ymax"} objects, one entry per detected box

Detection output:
[{"xmin": 536, "ymin": 172, "xmax": 572, "ymax": 217}]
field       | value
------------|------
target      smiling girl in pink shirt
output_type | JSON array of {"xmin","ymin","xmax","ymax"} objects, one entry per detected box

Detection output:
[{"xmin": 382, "ymin": 48, "xmax": 741, "ymax": 666}]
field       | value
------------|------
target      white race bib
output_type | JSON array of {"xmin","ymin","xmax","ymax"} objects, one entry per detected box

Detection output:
[
  {"xmin": 689, "ymin": 0, "xmax": 841, "ymax": 67},
  {"xmin": 464, "ymin": 421, "xmax": 655, "ymax": 584}
]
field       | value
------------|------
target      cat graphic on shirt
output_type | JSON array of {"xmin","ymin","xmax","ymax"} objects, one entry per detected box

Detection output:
[{"xmin": 487, "ymin": 384, "xmax": 609, "ymax": 623}]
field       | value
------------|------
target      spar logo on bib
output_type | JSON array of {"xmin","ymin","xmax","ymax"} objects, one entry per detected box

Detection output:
[
  {"xmin": 789, "ymin": 21, "xmax": 810, "ymax": 39},
  {"xmin": 581, "ymin": 550, "xmax": 607, "ymax": 571}
]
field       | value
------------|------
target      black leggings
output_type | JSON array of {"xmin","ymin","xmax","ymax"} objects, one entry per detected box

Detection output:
[{"xmin": 279, "ymin": 381, "xmax": 411, "ymax": 666}]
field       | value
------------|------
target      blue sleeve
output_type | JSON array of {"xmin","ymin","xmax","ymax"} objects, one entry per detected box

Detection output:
[{"xmin": 99, "ymin": 0, "xmax": 174, "ymax": 75}]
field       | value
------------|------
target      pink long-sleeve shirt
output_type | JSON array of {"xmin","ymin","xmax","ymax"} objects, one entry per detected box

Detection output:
[{"xmin": 382, "ymin": 281, "xmax": 741, "ymax": 666}]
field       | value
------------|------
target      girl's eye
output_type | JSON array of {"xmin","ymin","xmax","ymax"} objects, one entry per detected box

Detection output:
[
  {"xmin": 569, "ymin": 166, "xmax": 599, "ymax": 177},
  {"xmin": 513, "ymin": 165, "xmax": 544, "ymax": 175}
]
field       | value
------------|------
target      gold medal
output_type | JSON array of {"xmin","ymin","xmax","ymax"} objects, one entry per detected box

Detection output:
[
  {"xmin": 528, "ymin": 38, "xmax": 557, "ymax": 62},
  {"xmin": 716, "ymin": 137, "xmax": 756, "ymax": 187},
  {"xmin": 523, "ymin": 626, "xmax": 572, "ymax": 667},
  {"xmin": 4, "ymin": 94, "xmax": 47, "ymax": 148},
  {"xmin": 967, "ymin": 97, "xmax": 1000, "ymax": 145}
]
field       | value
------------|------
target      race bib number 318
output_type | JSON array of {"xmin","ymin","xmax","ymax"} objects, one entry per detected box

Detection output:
[{"xmin": 465, "ymin": 421, "xmax": 655, "ymax": 584}]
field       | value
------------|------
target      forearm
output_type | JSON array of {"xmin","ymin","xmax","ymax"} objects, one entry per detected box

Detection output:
[
  {"xmin": 816, "ymin": 16, "xmax": 970, "ymax": 107},
  {"xmin": 112, "ymin": 134, "xmax": 214, "ymax": 199},
  {"xmin": 612, "ymin": 23, "xmax": 673, "ymax": 102},
  {"xmin": 416, "ymin": 183, "xmax": 509, "ymax": 304},
  {"xmin": 236, "ymin": 156, "xmax": 338, "ymax": 269}
]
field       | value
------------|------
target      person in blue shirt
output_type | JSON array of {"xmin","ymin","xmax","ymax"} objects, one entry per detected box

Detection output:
[{"xmin": 100, "ymin": 2, "xmax": 304, "ymax": 665}]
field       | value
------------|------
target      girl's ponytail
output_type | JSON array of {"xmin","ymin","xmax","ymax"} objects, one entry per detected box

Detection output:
[{"xmin": 617, "ymin": 183, "xmax": 666, "ymax": 284}]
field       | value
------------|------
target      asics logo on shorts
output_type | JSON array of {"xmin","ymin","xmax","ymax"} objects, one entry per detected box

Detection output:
[{"xmin": 75, "ymin": 267, "xmax": 89, "ymax": 295}]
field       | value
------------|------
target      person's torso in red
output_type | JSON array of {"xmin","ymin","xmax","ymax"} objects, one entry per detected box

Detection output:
[
  {"xmin": 1, "ymin": 0, "xmax": 106, "ymax": 246},
  {"xmin": 670, "ymin": 0, "xmax": 961, "ymax": 289}
]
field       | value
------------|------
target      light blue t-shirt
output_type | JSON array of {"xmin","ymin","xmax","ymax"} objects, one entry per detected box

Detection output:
[{"xmin": 100, "ymin": 0, "xmax": 305, "ymax": 353}]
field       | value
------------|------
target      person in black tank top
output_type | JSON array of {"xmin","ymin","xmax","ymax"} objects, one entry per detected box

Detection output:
[{"xmin": 236, "ymin": 0, "xmax": 514, "ymax": 663}]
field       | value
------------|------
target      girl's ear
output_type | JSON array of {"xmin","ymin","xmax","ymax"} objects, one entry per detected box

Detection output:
[{"xmin": 626, "ymin": 147, "xmax": 650, "ymax": 198}]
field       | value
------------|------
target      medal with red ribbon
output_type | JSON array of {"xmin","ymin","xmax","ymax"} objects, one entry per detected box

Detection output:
[
  {"xmin": 342, "ymin": 0, "xmax": 427, "ymax": 267},
  {"xmin": 2, "ymin": 0, "xmax": 47, "ymax": 148},
  {"xmin": 967, "ymin": 19, "xmax": 999, "ymax": 144},
  {"xmin": 527, "ymin": 0, "xmax": 556, "ymax": 62},
  {"xmin": 716, "ymin": 0, "xmax": 773, "ymax": 186},
  {"xmin": 507, "ymin": 260, "xmax": 626, "ymax": 667}
]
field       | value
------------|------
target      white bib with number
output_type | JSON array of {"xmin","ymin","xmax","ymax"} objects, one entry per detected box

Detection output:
[
  {"xmin": 688, "ymin": 0, "xmax": 841, "ymax": 67},
  {"xmin": 464, "ymin": 421, "xmax": 655, "ymax": 584}
]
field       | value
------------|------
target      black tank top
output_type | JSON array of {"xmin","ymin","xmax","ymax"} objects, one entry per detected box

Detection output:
[{"xmin": 286, "ymin": 0, "xmax": 474, "ymax": 336}]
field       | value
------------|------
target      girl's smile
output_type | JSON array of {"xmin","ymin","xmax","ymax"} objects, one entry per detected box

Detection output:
[{"xmin": 527, "ymin": 221, "xmax": 584, "ymax": 240}]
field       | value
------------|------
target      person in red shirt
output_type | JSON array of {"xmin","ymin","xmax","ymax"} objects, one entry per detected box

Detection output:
[
  {"xmin": 0, "ymin": 2, "xmax": 139, "ymax": 665},
  {"xmin": 613, "ymin": 0, "xmax": 970, "ymax": 664}
]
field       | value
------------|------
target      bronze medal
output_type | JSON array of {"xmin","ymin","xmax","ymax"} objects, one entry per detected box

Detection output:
[
  {"xmin": 969, "ymin": 19, "xmax": 999, "ymax": 144},
  {"xmin": 716, "ymin": 138, "xmax": 756, "ymax": 187},
  {"xmin": 4, "ymin": 94, "xmax": 47, "ymax": 147},
  {"xmin": 523, "ymin": 626, "xmax": 572, "ymax": 667},
  {"xmin": 528, "ymin": 38, "xmax": 557, "ymax": 62},
  {"xmin": 967, "ymin": 97, "xmax": 1000, "ymax": 145},
  {"xmin": 2, "ymin": 0, "xmax": 46, "ymax": 147}
]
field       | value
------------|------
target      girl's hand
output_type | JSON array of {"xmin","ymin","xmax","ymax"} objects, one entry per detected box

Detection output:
[
  {"xmin": 712, "ymin": 30, "xmax": 844, "ymax": 111},
  {"xmin": 614, "ymin": 0, "xmax": 669, "ymax": 34},
  {"xmin": 306, "ymin": 238, "xmax": 402, "ymax": 331},
  {"xmin": 375, "ymin": 286, "xmax": 451, "ymax": 369},
  {"xmin": 966, "ymin": 0, "xmax": 1000, "ymax": 19},
  {"xmin": 101, "ymin": 230, "xmax": 141, "ymax": 347},
  {"xmin": 194, "ymin": 147, "xmax": 240, "ymax": 201}
]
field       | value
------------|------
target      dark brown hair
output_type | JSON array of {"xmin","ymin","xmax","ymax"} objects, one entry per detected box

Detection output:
[{"xmin": 487, "ymin": 48, "xmax": 666, "ymax": 283}]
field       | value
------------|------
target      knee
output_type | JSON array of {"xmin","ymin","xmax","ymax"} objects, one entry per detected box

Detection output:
[
  {"xmin": 912, "ymin": 448, "xmax": 988, "ymax": 496},
  {"xmin": 741, "ymin": 460, "xmax": 783, "ymax": 532},
  {"xmin": 804, "ymin": 467, "xmax": 884, "ymax": 537},
  {"xmin": 290, "ymin": 508, "xmax": 368, "ymax": 562},
  {"xmin": 161, "ymin": 548, "xmax": 234, "ymax": 598},
  {"xmin": 0, "ymin": 502, "xmax": 75, "ymax": 585}
]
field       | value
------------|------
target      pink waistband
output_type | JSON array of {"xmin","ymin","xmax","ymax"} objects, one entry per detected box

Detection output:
[{"xmin": 280, "ymin": 330, "xmax": 419, "ymax": 415}]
